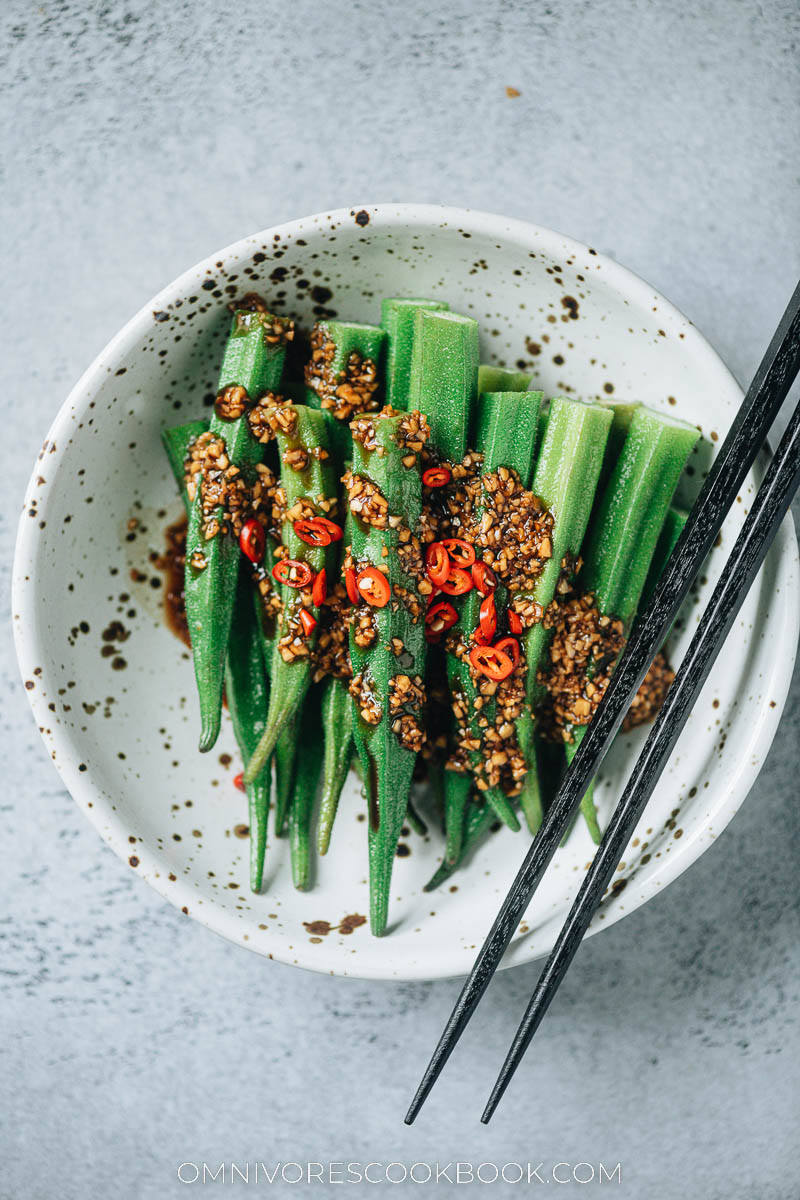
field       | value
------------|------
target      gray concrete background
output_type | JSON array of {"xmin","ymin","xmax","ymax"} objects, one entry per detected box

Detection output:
[{"xmin": 2, "ymin": 1, "xmax": 799, "ymax": 1196}]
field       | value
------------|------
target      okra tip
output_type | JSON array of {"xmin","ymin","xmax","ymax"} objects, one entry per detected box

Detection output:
[{"xmin": 198, "ymin": 711, "xmax": 222, "ymax": 754}]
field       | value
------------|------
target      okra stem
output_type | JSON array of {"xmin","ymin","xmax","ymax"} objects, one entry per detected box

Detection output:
[
  {"xmin": 408, "ymin": 309, "xmax": 480, "ymax": 461},
  {"xmin": 381, "ymin": 298, "xmax": 449, "ymax": 410},
  {"xmin": 477, "ymin": 364, "xmax": 532, "ymax": 394}
]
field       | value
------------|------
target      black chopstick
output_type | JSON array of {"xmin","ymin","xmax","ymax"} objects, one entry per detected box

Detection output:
[
  {"xmin": 405, "ymin": 279, "xmax": 800, "ymax": 1125},
  {"xmin": 482, "ymin": 386, "xmax": 800, "ymax": 1121}
]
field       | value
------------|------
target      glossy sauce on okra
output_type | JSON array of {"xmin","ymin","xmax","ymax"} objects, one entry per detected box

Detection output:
[{"xmin": 158, "ymin": 292, "xmax": 697, "ymax": 934}]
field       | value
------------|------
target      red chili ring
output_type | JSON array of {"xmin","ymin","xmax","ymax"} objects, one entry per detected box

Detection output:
[
  {"xmin": 298, "ymin": 608, "xmax": 317, "ymax": 637},
  {"xmin": 494, "ymin": 636, "xmax": 521, "ymax": 669},
  {"xmin": 425, "ymin": 541, "xmax": 451, "ymax": 588},
  {"xmin": 271, "ymin": 558, "xmax": 313, "ymax": 588},
  {"xmin": 469, "ymin": 643, "xmax": 514, "ymax": 681},
  {"xmin": 472, "ymin": 628, "xmax": 493, "ymax": 647},
  {"xmin": 310, "ymin": 516, "xmax": 343, "ymax": 543},
  {"xmin": 424, "ymin": 599, "xmax": 459, "ymax": 639},
  {"xmin": 293, "ymin": 517, "xmax": 332, "ymax": 547},
  {"xmin": 439, "ymin": 567, "xmax": 473, "ymax": 596},
  {"xmin": 344, "ymin": 565, "xmax": 360, "ymax": 605},
  {"xmin": 239, "ymin": 518, "xmax": 266, "ymax": 564},
  {"xmin": 471, "ymin": 561, "xmax": 498, "ymax": 596},
  {"xmin": 356, "ymin": 567, "xmax": 391, "ymax": 608},
  {"xmin": 311, "ymin": 568, "xmax": 327, "ymax": 607},
  {"xmin": 478, "ymin": 593, "xmax": 497, "ymax": 641},
  {"xmin": 233, "ymin": 771, "xmax": 245, "ymax": 792},
  {"xmin": 507, "ymin": 609, "xmax": 523, "ymax": 634},
  {"xmin": 422, "ymin": 466, "xmax": 452, "ymax": 488},
  {"xmin": 441, "ymin": 538, "xmax": 475, "ymax": 568}
]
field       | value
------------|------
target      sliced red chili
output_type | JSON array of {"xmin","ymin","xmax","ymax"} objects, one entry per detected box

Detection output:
[
  {"xmin": 356, "ymin": 567, "xmax": 391, "ymax": 608},
  {"xmin": 422, "ymin": 466, "xmax": 452, "ymax": 488},
  {"xmin": 425, "ymin": 541, "xmax": 451, "ymax": 587},
  {"xmin": 478, "ymin": 593, "xmax": 497, "ymax": 641},
  {"xmin": 469, "ymin": 643, "xmax": 514, "ymax": 681},
  {"xmin": 424, "ymin": 599, "xmax": 458, "ymax": 640},
  {"xmin": 239, "ymin": 518, "xmax": 266, "ymax": 564},
  {"xmin": 311, "ymin": 568, "xmax": 327, "ymax": 607},
  {"xmin": 344, "ymin": 565, "xmax": 360, "ymax": 605},
  {"xmin": 441, "ymin": 538, "xmax": 475, "ymax": 568},
  {"xmin": 471, "ymin": 561, "xmax": 498, "ymax": 596},
  {"xmin": 494, "ymin": 636, "xmax": 520, "ymax": 668},
  {"xmin": 233, "ymin": 771, "xmax": 245, "ymax": 792},
  {"xmin": 507, "ymin": 609, "xmax": 523, "ymax": 634},
  {"xmin": 293, "ymin": 517, "xmax": 331, "ymax": 547},
  {"xmin": 298, "ymin": 608, "xmax": 317, "ymax": 637},
  {"xmin": 439, "ymin": 567, "xmax": 473, "ymax": 596},
  {"xmin": 472, "ymin": 628, "xmax": 493, "ymax": 647},
  {"xmin": 272, "ymin": 558, "xmax": 313, "ymax": 588},
  {"xmin": 310, "ymin": 516, "xmax": 343, "ymax": 543}
]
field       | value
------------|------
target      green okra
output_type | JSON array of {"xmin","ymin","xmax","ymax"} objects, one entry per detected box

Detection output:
[
  {"xmin": 405, "ymin": 796, "xmax": 428, "ymax": 838},
  {"xmin": 443, "ymin": 769, "xmax": 474, "ymax": 866},
  {"xmin": 641, "ymin": 506, "xmax": 688, "ymax": 612},
  {"xmin": 581, "ymin": 408, "xmax": 699, "ymax": 625},
  {"xmin": 348, "ymin": 411, "xmax": 427, "ymax": 936},
  {"xmin": 184, "ymin": 304, "xmax": 292, "ymax": 752},
  {"xmin": 564, "ymin": 408, "xmax": 700, "ymax": 840},
  {"xmin": 515, "ymin": 398, "xmax": 614, "ymax": 833},
  {"xmin": 445, "ymin": 390, "xmax": 543, "ymax": 837},
  {"xmin": 316, "ymin": 457, "xmax": 358, "ymax": 855},
  {"xmin": 273, "ymin": 713, "xmax": 299, "ymax": 837},
  {"xmin": 305, "ymin": 320, "xmax": 387, "ymax": 461},
  {"xmin": 288, "ymin": 685, "xmax": 324, "ymax": 890},
  {"xmin": 425, "ymin": 795, "xmax": 497, "ymax": 892},
  {"xmin": 244, "ymin": 405, "xmax": 340, "ymax": 786},
  {"xmin": 162, "ymin": 420, "xmax": 271, "ymax": 890},
  {"xmin": 408, "ymin": 308, "xmax": 480, "ymax": 461},
  {"xmin": 317, "ymin": 676, "xmax": 354, "ymax": 855},
  {"xmin": 407, "ymin": 308, "xmax": 481, "ymax": 857},
  {"xmin": 477, "ymin": 365, "xmax": 532, "ymax": 394},
  {"xmin": 381, "ymin": 298, "xmax": 449, "ymax": 410}
]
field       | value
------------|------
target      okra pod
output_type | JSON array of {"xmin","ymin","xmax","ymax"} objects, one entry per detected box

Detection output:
[
  {"xmin": 641, "ymin": 506, "xmax": 687, "ymax": 611},
  {"xmin": 273, "ymin": 713, "xmax": 299, "ymax": 837},
  {"xmin": 289, "ymin": 685, "xmax": 324, "ymax": 890},
  {"xmin": 445, "ymin": 390, "xmax": 543, "ymax": 833},
  {"xmin": 381, "ymin": 298, "xmax": 449, "ymax": 410},
  {"xmin": 347, "ymin": 409, "xmax": 429, "ymax": 936},
  {"xmin": 184, "ymin": 302, "xmax": 292, "ymax": 751},
  {"xmin": 163, "ymin": 420, "xmax": 271, "ymax": 889},
  {"xmin": 516, "ymin": 398, "xmax": 614, "ymax": 832},
  {"xmin": 425, "ymin": 796, "xmax": 496, "ymax": 892},
  {"xmin": 565, "ymin": 408, "xmax": 699, "ymax": 839},
  {"xmin": 244, "ymin": 405, "xmax": 340, "ymax": 785},
  {"xmin": 317, "ymin": 676, "xmax": 354, "ymax": 855}
]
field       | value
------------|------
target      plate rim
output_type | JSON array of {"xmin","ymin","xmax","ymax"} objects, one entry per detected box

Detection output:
[{"xmin": 12, "ymin": 203, "xmax": 800, "ymax": 980}]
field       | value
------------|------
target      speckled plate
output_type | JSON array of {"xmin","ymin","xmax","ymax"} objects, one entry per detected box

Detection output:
[{"xmin": 13, "ymin": 205, "xmax": 799, "ymax": 980}]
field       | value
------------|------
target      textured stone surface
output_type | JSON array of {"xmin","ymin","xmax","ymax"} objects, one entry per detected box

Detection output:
[{"xmin": 1, "ymin": 1, "xmax": 798, "ymax": 1196}]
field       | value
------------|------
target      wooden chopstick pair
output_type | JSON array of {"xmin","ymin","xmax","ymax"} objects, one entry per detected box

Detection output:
[{"xmin": 406, "ymin": 280, "xmax": 800, "ymax": 1126}]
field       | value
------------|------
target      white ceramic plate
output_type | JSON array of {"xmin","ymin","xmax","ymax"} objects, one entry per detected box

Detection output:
[{"xmin": 13, "ymin": 205, "xmax": 799, "ymax": 980}]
